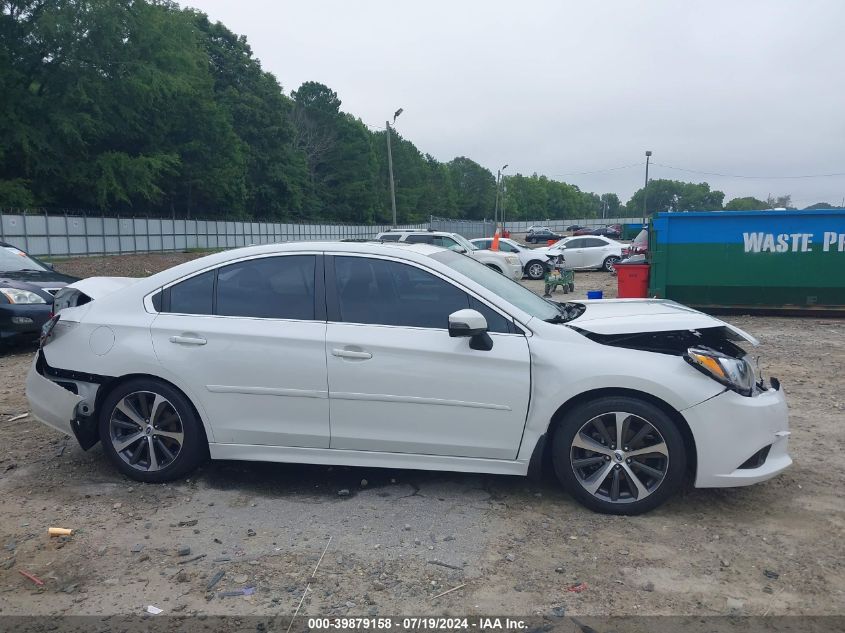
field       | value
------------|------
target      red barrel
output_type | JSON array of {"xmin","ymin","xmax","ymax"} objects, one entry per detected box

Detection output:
[{"xmin": 616, "ymin": 263, "xmax": 650, "ymax": 298}]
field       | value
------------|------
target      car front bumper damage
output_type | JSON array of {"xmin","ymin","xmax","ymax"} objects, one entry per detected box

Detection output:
[{"xmin": 683, "ymin": 382, "xmax": 792, "ymax": 488}]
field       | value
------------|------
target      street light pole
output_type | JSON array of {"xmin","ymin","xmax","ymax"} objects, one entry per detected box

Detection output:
[
  {"xmin": 386, "ymin": 108, "xmax": 403, "ymax": 227},
  {"xmin": 642, "ymin": 151, "xmax": 652, "ymax": 226},
  {"xmin": 494, "ymin": 164, "xmax": 508, "ymax": 229}
]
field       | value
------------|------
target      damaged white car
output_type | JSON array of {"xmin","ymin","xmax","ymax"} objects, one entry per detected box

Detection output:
[{"xmin": 26, "ymin": 242, "xmax": 790, "ymax": 514}]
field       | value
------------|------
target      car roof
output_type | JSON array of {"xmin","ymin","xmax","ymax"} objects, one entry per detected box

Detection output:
[
  {"xmin": 378, "ymin": 230, "xmax": 456, "ymax": 237},
  {"xmin": 248, "ymin": 240, "xmax": 445, "ymax": 255}
]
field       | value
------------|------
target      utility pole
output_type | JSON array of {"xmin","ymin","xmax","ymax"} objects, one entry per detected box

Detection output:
[
  {"xmin": 501, "ymin": 177, "xmax": 508, "ymax": 235},
  {"xmin": 494, "ymin": 164, "xmax": 508, "ymax": 229},
  {"xmin": 642, "ymin": 151, "xmax": 652, "ymax": 226},
  {"xmin": 386, "ymin": 108, "xmax": 403, "ymax": 227}
]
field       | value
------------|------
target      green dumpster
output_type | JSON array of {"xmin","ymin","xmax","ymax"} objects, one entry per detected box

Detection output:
[{"xmin": 648, "ymin": 210, "xmax": 845, "ymax": 313}]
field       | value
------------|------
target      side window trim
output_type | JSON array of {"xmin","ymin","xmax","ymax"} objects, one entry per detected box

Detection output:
[
  {"xmin": 324, "ymin": 253, "xmax": 339, "ymax": 321},
  {"xmin": 325, "ymin": 253, "xmax": 522, "ymax": 334}
]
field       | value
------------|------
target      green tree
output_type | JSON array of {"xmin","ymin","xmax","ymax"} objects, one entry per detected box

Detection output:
[
  {"xmin": 0, "ymin": 1, "xmax": 627, "ymax": 223},
  {"xmin": 627, "ymin": 179, "xmax": 725, "ymax": 216},
  {"xmin": 195, "ymin": 13, "xmax": 305, "ymax": 219},
  {"xmin": 803, "ymin": 201, "xmax": 837, "ymax": 210},
  {"xmin": 291, "ymin": 82, "xmax": 380, "ymax": 221},
  {"xmin": 766, "ymin": 194, "xmax": 793, "ymax": 210},
  {"xmin": 600, "ymin": 192, "xmax": 621, "ymax": 216},
  {"xmin": 446, "ymin": 157, "xmax": 495, "ymax": 220},
  {"xmin": 725, "ymin": 196, "xmax": 768, "ymax": 211}
]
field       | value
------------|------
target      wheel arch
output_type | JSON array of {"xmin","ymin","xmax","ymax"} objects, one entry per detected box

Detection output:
[
  {"xmin": 525, "ymin": 259, "xmax": 548, "ymax": 271},
  {"xmin": 95, "ymin": 373, "xmax": 212, "ymax": 449},
  {"xmin": 531, "ymin": 387, "xmax": 697, "ymax": 481}
]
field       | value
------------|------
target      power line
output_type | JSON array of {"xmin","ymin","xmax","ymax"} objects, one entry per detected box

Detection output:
[
  {"xmin": 654, "ymin": 162, "xmax": 845, "ymax": 180},
  {"xmin": 553, "ymin": 162, "xmax": 643, "ymax": 177}
]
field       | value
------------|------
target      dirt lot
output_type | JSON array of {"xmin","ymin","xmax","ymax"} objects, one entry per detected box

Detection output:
[{"xmin": 0, "ymin": 252, "xmax": 843, "ymax": 618}]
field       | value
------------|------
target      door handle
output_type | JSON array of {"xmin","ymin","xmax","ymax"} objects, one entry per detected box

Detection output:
[
  {"xmin": 331, "ymin": 348, "xmax": 372, "ymax": 360},
  {"xmin": 169, "ymin": 335, "xmax": 207, "ymax": 346}
]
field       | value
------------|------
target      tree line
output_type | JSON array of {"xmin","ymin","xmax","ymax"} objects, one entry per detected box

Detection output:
[{"xmin": 0, "ymin": 1, "xmax": 836, "ymax": 224}]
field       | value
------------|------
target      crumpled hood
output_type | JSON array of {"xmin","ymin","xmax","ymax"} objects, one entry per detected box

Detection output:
[{"xmin": 568, "ymin": 298, "xmax": 759, "ymax": 345}]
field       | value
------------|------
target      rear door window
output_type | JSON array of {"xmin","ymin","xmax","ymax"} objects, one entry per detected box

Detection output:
[
  {"xmin": 168, "ymin": 270, "xmax": 214, "ymax": 315},
  {"xmin": 216, "ymin": 255, "xmax": 316, "ymax": 320},
  {"xmin": 582, "ymin": 238, "xmax": 606, "ymax": 248}
]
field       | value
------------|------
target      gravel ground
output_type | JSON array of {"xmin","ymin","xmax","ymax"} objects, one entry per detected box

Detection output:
[{"xmin": 0, "ymin": 251, "xmax": 843, "ymax": 618}]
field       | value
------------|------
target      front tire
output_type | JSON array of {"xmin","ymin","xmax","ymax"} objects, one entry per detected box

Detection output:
[
  {"xmin": 525, "ymin": 260, "xmax": 547, "ymax": 280},
  {"xmin": 99, "ymin": 378, "xmax": 207, "ymax": 483},
  {"xmin": 551, "ymin": 396, "xmax": 686, "ymax": 515}
]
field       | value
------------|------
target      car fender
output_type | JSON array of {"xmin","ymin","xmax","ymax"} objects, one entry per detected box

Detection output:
[
  {"xmin": 39, "ymin": 309, "xmax": 217, "ymax": 443},
  {"xmin": 515, "ymin": 335, "xmax": 724, "ymax": 462}
]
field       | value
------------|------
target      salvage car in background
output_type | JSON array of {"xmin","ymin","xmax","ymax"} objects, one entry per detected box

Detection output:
[
  {"xmin": 376, "ymin": 230, "xmax": 522, "ymax": 280},
  {"xmin": 470, "ymin": 237, "xmax": 550, "ymax": 280},
  {"xmin": 27, "ymin": 241, "xmax": 790, "ymax": 515},
  {"xmin": 622, "ymin": 228, "xmax": 649, "ymax": 259},
  {"xmin": 1, "ymin": 242, "xmax": 78, "ymax": 348},
  {"xmin": 535, "ymin": 235, "xmax": 624, "ymax": 272},
  {"xmin": 524, "ymin": 227, "xmax": 564, "ymax": 243},
  {"xmin": 574, "ymin": 224, "xmax": 622, "ymax": 238}
]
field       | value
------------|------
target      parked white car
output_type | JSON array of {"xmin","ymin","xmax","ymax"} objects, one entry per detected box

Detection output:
[
  {"xmin": 470, "ymin": 237, "xmax": 549, "ymax": 280},
  {"xmin": 534, "ymin": 235, "xmax": 624, "ymax": 272},
  {"xmin": 27, "ymin": 241, "xmax": 790, "ymax": 514},
  {"xmin": 375, "ymin": 230, "xmax": 522, "ymax": 280}
]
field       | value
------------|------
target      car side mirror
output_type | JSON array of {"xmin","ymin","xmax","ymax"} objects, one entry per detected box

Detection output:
[
  {"xmin": 448, "ymin": 245, "xmax": 467, "ymax": 253},
  {"xmin": 46, "ymin": 262, "xmax": 55, "ymax": 270},
  {"xmin": 448, "ymin": 309, "xmax": 493, "ymax": 351}
]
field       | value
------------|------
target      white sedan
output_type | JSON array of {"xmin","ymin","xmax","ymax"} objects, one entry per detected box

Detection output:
[
  {"xmin": 26, "ymin": 241, "xmax": 790, "ymax": 514},
  {"xmin": 470, "ymin": 237, "xmax": 550, "ymax": 280},
  {"xmin": 534, "ymin": 235, "xmax": 624, "ymax": 272}
]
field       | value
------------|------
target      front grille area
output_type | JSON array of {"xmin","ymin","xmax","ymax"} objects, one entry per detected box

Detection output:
[{"xmin": 739, "ymin": 444, "xmax": 772, "ymax": 469}]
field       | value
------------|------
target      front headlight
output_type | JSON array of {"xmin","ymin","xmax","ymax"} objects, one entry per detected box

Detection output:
[
  {"xmin": 505, "ymin": 255, "xmax": 519, "ymax": 264},
  {"xmin": 684, "ymin": 347, "xmax": 756, "ymax": 396},
  {"xmin": 0, "ymin": 288, "xmax": 47, "ymax": 304}
]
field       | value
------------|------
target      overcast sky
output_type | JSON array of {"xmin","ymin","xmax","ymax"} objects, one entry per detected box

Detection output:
[{"xmin": 186, "ymin": 0, "xmax": 845, "ymax": 208}]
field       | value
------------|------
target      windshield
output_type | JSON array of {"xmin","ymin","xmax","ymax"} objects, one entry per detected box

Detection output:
[
  {"xmin": 431, "ymin": 250, "xmax": 561, "ymax": 321},
  {"xmin": 451, "ymin": 234, "xmax": 477, "ymax": 251},
  {"xmin": 0, "ymin": 245, "xmax": 50, "ymax": 272}
]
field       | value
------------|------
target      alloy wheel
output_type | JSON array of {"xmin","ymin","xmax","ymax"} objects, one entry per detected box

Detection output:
[
  {"xmin": 527, "ymin": 262, "xmax": 546, "ymax": 279},
  {"xmin": 570, "ymin": 411, "xmax": 669, "ymax": 504},
  {"xmin": 604, "ymin": 257, "xmax": 620, "ymax": 272},
  {"xmin": 108, "ymin": 391, "xmax": 184, "ymax": 472}
]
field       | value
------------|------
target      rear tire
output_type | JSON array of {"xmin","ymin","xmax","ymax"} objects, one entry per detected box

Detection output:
[
  {"xmin": 603, "ymin": 256, "xmax": 620, "ymax": 272},
  {"xmin": 551, "ymin": 396, "xmax": 686, "ymax": 515},
  {"xmin": 98, "ymin": 378, "xmax": 207, "ymax": 483}
]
